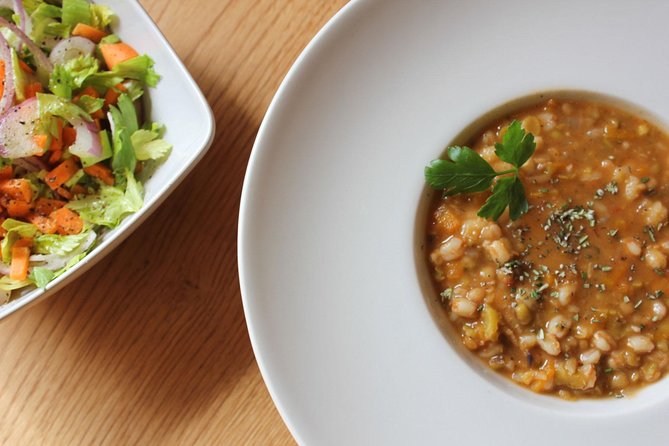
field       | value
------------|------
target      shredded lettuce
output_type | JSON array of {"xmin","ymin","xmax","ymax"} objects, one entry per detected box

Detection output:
[
  {"xmin": 1, "ymin": 219, "xmax": 38, "ymax": 264},
  {"xmin": 61, "ymin": 0, "xmax": 91, "ymax": 27},
  {"xmin": 67, "ymin": 170, "xmax": 143, "ymax": 228},
  {"xmin": 85, "ymin": 55, "xmax": 160, "ymax": 88},
  {"xmin": 38, "ymin": 92, "xmax": 91, "ymax": 123},
  {"xmin": 34, "ymin": 231, "xmax": 92, "ymax": 256},
  {"xmin": 131, "ymin": 127, "xmax": 172, "ymax": 161}
]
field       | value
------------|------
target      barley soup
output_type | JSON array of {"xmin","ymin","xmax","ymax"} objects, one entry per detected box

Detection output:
[{"xmin": 427, "ymin": 98, "xmax": 669, "ymax": 398}]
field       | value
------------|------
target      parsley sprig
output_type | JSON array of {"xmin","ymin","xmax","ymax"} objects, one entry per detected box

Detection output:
[{"xmin": 425, "ymin": 120, "xmax": 536, "ymax": 221}]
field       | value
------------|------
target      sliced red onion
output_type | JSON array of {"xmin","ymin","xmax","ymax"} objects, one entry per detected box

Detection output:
[
  {"xmin": 0, "ymin": 262, "xmax": 9, "ymax": 276},
  {"xmin": 0, "ymin": 97, "xmax": 43, "ymax": 159},
  {"xmin": 0, "ymin": 30, "xmax": 14, "ymax": 116},
  {"xmin": 14, "ymin": 156, "xmax": 47, "ymax": 172},
  {"xmin": 29, "ymin": 231, "xmax": 97, "ymax": 271},
  {"xmin": 0, "ymin": 16, "xmax": 52, "ymax": 74},
  {"xmin": 49, "ymin": 36, "xmax": 96, "ymax": 66},
  {"xmin": 68, "ymin": 118, "xmax": 102, "ymax": 159},
  {"xmin": 12, "ymin": 0, "xmax": 29, "ymax": 36}
]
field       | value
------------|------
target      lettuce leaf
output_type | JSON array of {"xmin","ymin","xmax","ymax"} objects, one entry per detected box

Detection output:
[
  {"xmin": 90, "ymin": 5, "xmax": 114, "ymax": 29},
  {"xmin": 85, "ymin": 55, "xmax": 160, "ymax": 88},
  {"xmin": 48, "ymin": 55, "xmax": 100, "ymax": 99},
  {"xmin": 67, "ymin": 170, "xmax": 143, "ymax": 227},
  {"xmin": 30, "ymin": 267, "xmax": 54, "ymax": 288},
  {"xmin": 38, "ymin": 92, "xmax": 91, "ymax": 123},
  {"xmin": 0, "ymin": 276, "xmax": 32, "ymax": 291},
  {"xmin": 34, "ymin": 231, "xmax": 92, "ymax": 256},
  {"xmin": 11, "ymin": 49, "xmax": 27, "ymax": 102},
  {"xmin": 61, "ymin": 0, "xmax": 91, "ymax": 27},
  {"xmin": 1, "ymin": 219, "xmax": 38, "ymax": 264},
  {"xmin": 74, "ymin": 95, "xmax": 104, "ymax": 114},
  {"xmin": 30, "ymin": 4, "xmax": 66, "ymax": 46},
  {"xmin": 131, "ymin": 127, "xmax": 172, "ymax": 161},
  {"xmin": 108, "ymin": 104, "xmax": 136, "ymax": 177}
]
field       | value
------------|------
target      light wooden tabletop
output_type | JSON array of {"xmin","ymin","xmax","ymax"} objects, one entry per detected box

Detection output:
[{"xmin": 0, "ymin": 1, "xmax": 348, "ymax": 444}]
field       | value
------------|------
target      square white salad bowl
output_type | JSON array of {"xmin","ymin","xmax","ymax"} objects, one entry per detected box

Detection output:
[{"xmin": 0, "ymin": 0, "xmax": 215, "ymax": 320}]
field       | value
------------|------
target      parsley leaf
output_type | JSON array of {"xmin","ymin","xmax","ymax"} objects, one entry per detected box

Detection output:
[
  {"xmin": 424, "ymin": 146, "xmax": 497, "ymax": 196},
  {"xmin": 478, "ymin": 176, "xmax": 515, "ymax": 220},
  {"xmin": 424, "ymin": 120, "xmax": 536, "ymax": 221},
  {"xmin": 494, "ymin": 120, "xmax": 536, "ymax": 168}
]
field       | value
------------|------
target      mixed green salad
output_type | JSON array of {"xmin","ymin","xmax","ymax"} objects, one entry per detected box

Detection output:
[{"xmin": 0, "ymin": 0, "xmax": 170, "ymax": 300}]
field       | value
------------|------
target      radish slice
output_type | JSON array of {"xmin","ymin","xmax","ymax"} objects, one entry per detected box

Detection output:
[
  {"xmin": 0, "ymin": 98, "xmax": 43, "ymax": 159},
  {"xmin": 49, "ymin": 37, "xmax": 96, "ymax": 66},
  {"xmin": 68, "ymin": 118, "xmax": 102, "ymax": 159},
  {"xmin": 0, "ymin": 30, "xmax": 14, "ymax": 116},
  {"xmin": 0, "ymin": 16, "xmax": 52, "ymax": 74}
]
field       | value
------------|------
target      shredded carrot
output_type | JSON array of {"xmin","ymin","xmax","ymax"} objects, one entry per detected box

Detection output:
[
  {"xmin": 34, "ymin": 198, "xmax": 66, "ymax": 216},
  {"xmin": 100, "ymin": 43, "xmax": 139, "ymax": 69},
  {"xmin": 84, "ymin": 163, "xmax": 114, "ymax": 185},
  {"xmin": 72, "ymin": 23, "xmax": 107, "ymax": 43},
  {"xmin": 0, "ymin": 178, "xmax": 33, "ymax": 202},
  {"xmin": 6, "ymin": 200, "xmax": 32, "ymax": 218},
  {"xmin": 0, "ymin": 165, "xmax": 12, "ymax": 180},
  {"xmin": 18, "ymin": 59, "xmax": 33, "ymax": 74},
  {"xmin": 62, "ymin": 126, "xmax": 77, "ymax": 147},
  {"xmin": 50, "ymin": 207, "xmax": 83, "ymax": 235},
  {"xmin": 28, "ymin": 214, "xmax": 57, "ymax": 234},
  {"xmin": 24, "ymin": 82, "xmax": 43, "ymax": 99},
  {"xmin": 0, "ymin": 218, "xmax": 6, "ymax": 237},
  {"xmin": 44, "ymin": 158, "xmax": 78, "ymax": 190},
  {"xmin": 9, "ymin": 245, "xmax": 30, "ymax": 280}
]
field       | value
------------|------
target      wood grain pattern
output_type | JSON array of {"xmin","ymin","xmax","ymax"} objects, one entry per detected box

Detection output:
[{"xmin": 0, "ymin": 1, "xmax": 348, "ymax": 444}]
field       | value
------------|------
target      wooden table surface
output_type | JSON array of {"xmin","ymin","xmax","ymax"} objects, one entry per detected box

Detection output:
[{"xmin": 0, "ymin": 1, "xmax": 348, "ymax": 444}]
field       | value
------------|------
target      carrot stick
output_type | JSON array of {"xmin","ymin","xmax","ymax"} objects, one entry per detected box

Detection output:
[
  {"xmin": 0, "ymin": 178, "xmax": 33, "ymax": 202},
  {"xmin": 9, "ymin": 245, "xmax": 30, "ymax": 280},
  {"xmin": 0, "ymin": 165, "xmax": 12, "ymax": 180},
  {"xmin": 50, "ymin": 207, "xmax": 83, "ymax": 235},
  {"xmin": 72, "ymin": 23, "xmax": 107, "ymax": 43},
  {"xmin": 99, "ymin": 43, "xmax": 139, "ymax": 69},
  {"xmin": 44, "ymin": 158, "xmax": 78, "ymax": 190},
  {"xmin": 24, "ymin": 82, "xmax": 43, "ymax": 99},
  {"xmin": 84, "ymin": 163, "xmax": 114, "ymax": 185},
  {"xmin": 62, "ymin": 126, "xmax": 77, "ymax": 147},
  {"xmin": 18, "ymin": 59, "xmax": 33, "ymax": 74}
]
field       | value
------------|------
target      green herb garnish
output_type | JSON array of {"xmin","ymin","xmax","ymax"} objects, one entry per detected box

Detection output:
[{"xmin": 424, "ymin": 120, "xmax": 536, "ymax": 221}]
